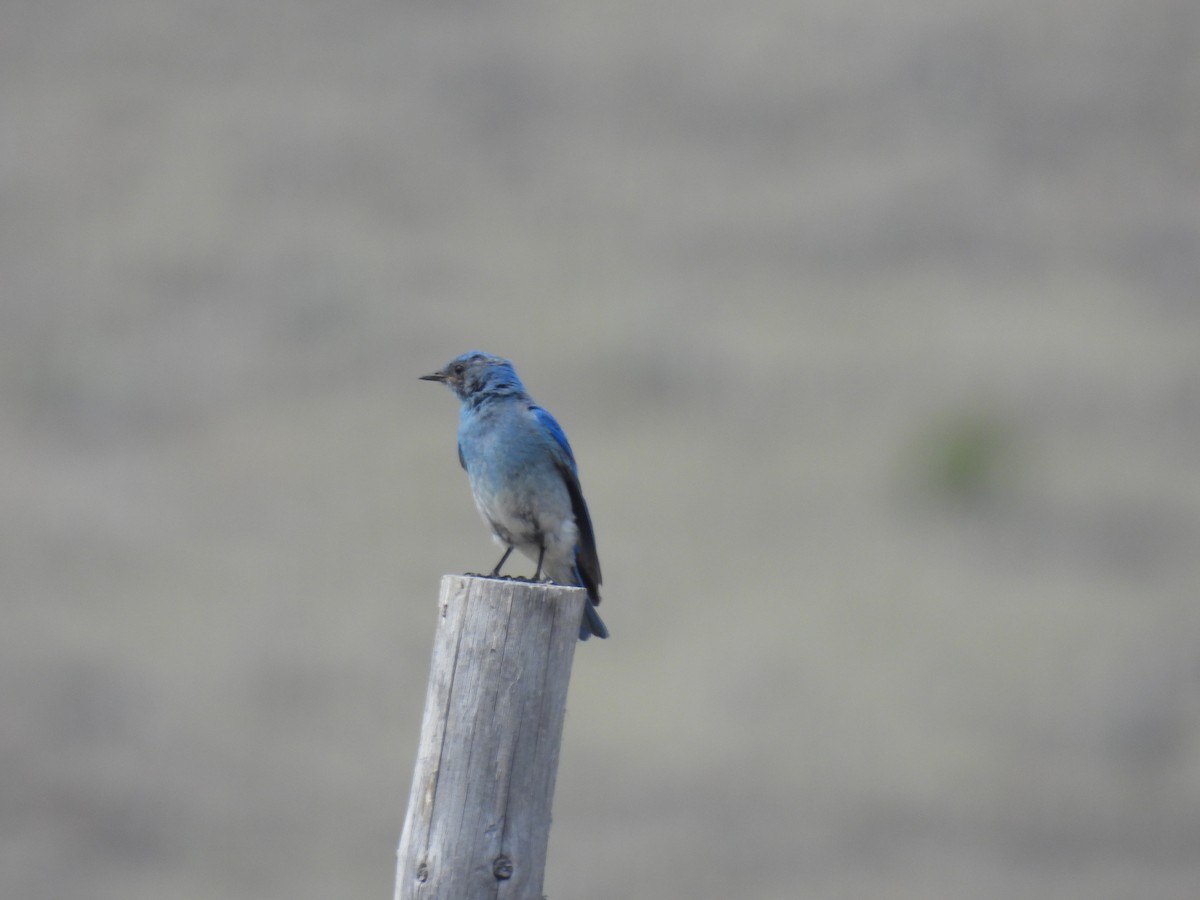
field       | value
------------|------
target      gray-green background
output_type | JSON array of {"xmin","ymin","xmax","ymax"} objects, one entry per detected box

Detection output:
[{"xmin": 4, "ymin": 2, "xmax": 1198, "ymax": 898}]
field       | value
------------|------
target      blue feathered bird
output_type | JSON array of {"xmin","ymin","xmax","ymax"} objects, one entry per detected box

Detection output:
[{"xmin": 421, "ymin": 351, "xmax": 608, "ymax": 640}]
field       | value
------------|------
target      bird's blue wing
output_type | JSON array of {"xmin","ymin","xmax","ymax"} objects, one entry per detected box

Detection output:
[
  {"xmin": 530, "ymin": 405, "xmax": 578, "ymax": 475},
  {"xmin": 530, "ymin": 403, "xmax": 601, "ymax": 597}
]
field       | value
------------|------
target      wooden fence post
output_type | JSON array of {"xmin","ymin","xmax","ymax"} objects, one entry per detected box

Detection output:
[{"xmin": 395, "ymin": 575, "xmax": 587, "ymax": 900}]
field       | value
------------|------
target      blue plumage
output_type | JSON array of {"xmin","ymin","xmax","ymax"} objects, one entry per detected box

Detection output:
[{"xmin": 421, "ymin": 352, "xmax": 608, "ymax": 640}]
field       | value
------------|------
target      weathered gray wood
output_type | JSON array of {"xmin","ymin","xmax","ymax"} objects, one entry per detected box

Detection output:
[{"xmin": 395, "ymin": 575, "xmax": 586, "ymax": 900}]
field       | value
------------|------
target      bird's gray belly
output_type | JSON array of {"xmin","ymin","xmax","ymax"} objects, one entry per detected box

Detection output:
[{"xmin": 470, "ymin": 468, "xmax": 571, "ymax": 546}]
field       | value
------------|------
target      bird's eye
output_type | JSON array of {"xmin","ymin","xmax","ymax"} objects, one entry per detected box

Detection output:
[{"xmin": 453, "ymin": 363, "xmax": 465, "ymax": 375}]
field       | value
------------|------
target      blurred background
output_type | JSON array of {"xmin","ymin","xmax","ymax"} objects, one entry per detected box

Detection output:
[{"xmin": 3, "ymin": 1, "xmax": 1199, "ymax": 897}]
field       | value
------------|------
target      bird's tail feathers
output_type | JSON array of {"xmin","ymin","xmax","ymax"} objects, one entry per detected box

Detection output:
[
  {"xmin": 579, "ymin": 600, "xmax": 609, "ymax": 641},
  {"xmin": 565, "ymin": 561, "xmax": 607, "ymax": 641}
]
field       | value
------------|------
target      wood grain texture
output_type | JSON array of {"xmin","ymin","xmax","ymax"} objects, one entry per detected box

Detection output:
[{"xmin": 395, "ymin": 575, "xmax": 586, "ymax": 900}]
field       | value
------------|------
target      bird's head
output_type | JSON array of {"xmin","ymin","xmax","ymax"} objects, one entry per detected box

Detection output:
[{"xmin": 420, "ymin": 351, "xmax": 522, "ymax": 402}]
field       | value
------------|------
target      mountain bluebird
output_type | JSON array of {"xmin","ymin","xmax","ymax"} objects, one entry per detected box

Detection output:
[{"xmin": 420, "ymin": 351, "xmax": 609, "ymax": 641}]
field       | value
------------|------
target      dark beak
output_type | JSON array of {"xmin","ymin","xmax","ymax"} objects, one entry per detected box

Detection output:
[{"xmin": 419, "ymin": 370, "xmax": 447, "ymax": 383}]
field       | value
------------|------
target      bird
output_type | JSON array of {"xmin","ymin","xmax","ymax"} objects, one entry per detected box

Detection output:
[{"xmin": 420, "ymin": 351, "xmax": 608, "ymax": 641}]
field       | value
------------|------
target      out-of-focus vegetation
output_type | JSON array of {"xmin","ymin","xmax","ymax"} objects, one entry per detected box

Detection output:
[{"xmin": 907, "ymin": 407, "xmax": 1019, "ymax": 503}]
